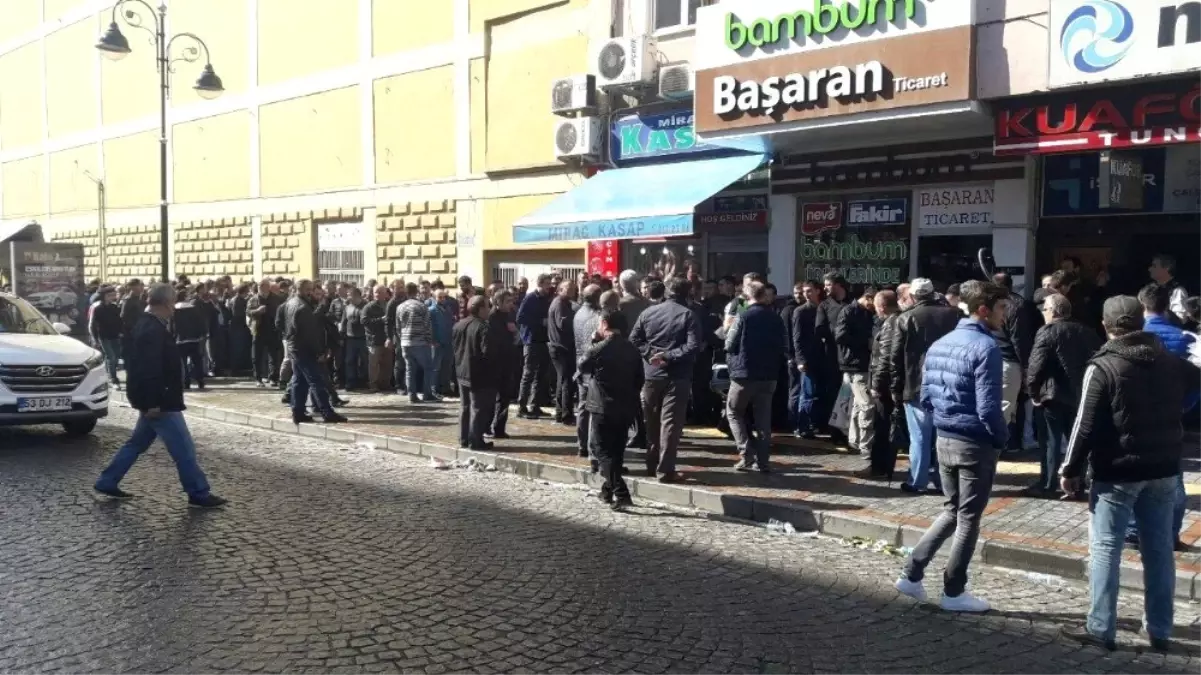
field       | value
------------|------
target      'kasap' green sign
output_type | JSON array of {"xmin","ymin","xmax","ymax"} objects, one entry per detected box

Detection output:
[{"xmin": 725, "ymin": 0, "xmax": 918, "ymax": 51}]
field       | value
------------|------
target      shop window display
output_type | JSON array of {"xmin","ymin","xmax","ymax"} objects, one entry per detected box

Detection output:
[{"xmin": 797, "ymin": 192, "xmax": 911, "ymax": 289}]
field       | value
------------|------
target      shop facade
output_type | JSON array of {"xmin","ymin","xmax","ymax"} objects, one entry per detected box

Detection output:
[
  {"xmin": 690, "ymin": 0, "xmax": 1037, "ymax": 292},
  {"xmin": 512, "ymin": 105, "xmax": 768, "ymax": 280},
  {"xmin": 993, "ymin": 0, "xmax": 1200, "ymax": 296}
]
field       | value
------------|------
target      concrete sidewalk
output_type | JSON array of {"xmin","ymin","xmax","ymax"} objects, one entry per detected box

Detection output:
[{"xmin": 111, "ymin": 381, "xmax": 1201, "ymax": 599}]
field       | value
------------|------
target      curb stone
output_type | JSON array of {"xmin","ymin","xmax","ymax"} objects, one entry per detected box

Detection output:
[{"xmin": 111, "ymin": 392, "xmax": 1200, "ymax": 600}]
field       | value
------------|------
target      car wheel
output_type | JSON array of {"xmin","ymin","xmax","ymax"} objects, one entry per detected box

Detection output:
[{"xmin": 62, "ymin": 419, "xmax": 97, "ymax": 436}]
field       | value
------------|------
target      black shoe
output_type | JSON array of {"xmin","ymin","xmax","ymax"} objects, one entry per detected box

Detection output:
[
  {"xmin": 590, "ymin": 459, "xmax": 599, "ymax": 474},
  {"xmin": 758, "ymin": 464, "xmax": 772, "ymax": 474},
  {"xmin": 94, "ymin": 485, "xmax": 134, "ymax": 500},
  {"xmin": 281, "ymin": 396, "xmax": 291, "ymax": 405},
  {"xmin": 491, "ymin": 431, "xmax": 510, "ymax": 439},
  {"xmin": 620, "ymin": 466, "xmax": 630, "ymax": 475},
  {"xmin": 322, "ymin": 413, "xmax": 348, "ymax": 424},
  {"xmin": 1140, "ymin": 629, "xmax": 1173, "ymax": 652},
  {"xmin": 292, "ymin": 414, "xmax": 315, "ymax": 424},
  {"xmin": 526, "ymin": 407, "xmax": 545, "ymax": 419},
  {"xmin": 1174, "ymin": 539, "xmax": 1190, "ymax": 552},
  {"xmin": 468, "ymin": 442, "xmax": 495, "ymax": 450},
  {"xmin": 332, "ymin": 398, "xmax": 348, "ymax": 408},
  {"xmin": 899, "ymin": 483, "xmax": 921, "ymax": 494},
  {"xmin": 188, "ymin": 494, "xmax": 228, "ymax": 509},
  {"xmin": 196, "ymin": 383, "xmax": 206, "ymax": 391},
  {"xmin": 577, "ymin": 448, "xmax": 589, "ymax": 458},
  {"xmin": 561, "ymin": 415, "xmax": 577, "ymax": 426},
  {"xmin": 627, "ymin": 437, "xmax": 647, "ymax": 449},
  {"xmin": 598, "ymin": 488, "xmax": 612, "ymax": 504},
  {"xmin": 1062, "ymin": 625, "xmax": 1115, "ymax": 651},
  {"xmin": 516, "ymin": 409, "xmax": 531, "ymax": 419},
  {"xmin": 610, "ymin": 498, "xmax": 633, "ymax": 512}
]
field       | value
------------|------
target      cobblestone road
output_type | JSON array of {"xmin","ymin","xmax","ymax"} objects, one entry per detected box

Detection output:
[{"xmin": 0, "ymin": 409, "xmax": 1198, "ymax": 674}]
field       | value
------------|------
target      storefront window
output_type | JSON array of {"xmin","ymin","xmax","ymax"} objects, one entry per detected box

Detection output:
[
  {"xmin": 623, "ymin": 239, "xmax": 703, "ymax": 278},
  {"xmin": 917, "ymin": 235, "xmax": 991, "ymax": 290},
  {"xmin": 796, "ymin": 192, "xmax": 911, "ymax": 289}
]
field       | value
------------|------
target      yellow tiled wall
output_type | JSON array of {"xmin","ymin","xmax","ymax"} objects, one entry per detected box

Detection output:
[
  {"xmin": 44, "ymin": 18, "xmax": 97, "ymax": 139},
  {"xmin": 259, "ymin": 86, "xmax": 363, "ymax": 197},
  {"xmin": 375, "ymin": 200, "xmax": 458, "ymax": 283},
  {"xmin": 374, "ymin": 66, "xmax": 457, "ymax": 184},
  {"xmin": 174, "ymin": 217, "xmax": 255, "ymax": 281},
  {"xmin": 48, "ymin": 143, "xmax": 101, "ymax": 214},
  {"xmin": 1, "ymin": 156, "xmax": 45, "ymax": 219},
  {"xmin": 172, "ymin": 111, "xmax": 253, "ymax": 204},
  {"xmin": 52, "ymin": 224, "xmax": 163, "ymax": 282},
  {"xmin": 261, "ymin": 213, "xmax": 315, "ymax": 279},
  {"xmin": 0, "ymin": 42, "xmax": 45, "ymax": 151},
  {"xmin": 373, "ymin": 0, "xmax": 454, "ymax": 55}
]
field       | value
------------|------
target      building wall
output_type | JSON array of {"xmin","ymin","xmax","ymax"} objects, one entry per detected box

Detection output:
[{"xmin": 1, "ymin": 0, "xmax": 606, "ymax": 284}]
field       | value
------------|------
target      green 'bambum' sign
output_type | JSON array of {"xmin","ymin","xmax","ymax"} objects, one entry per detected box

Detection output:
[{"xmin": 725, "ymin": 0, "xmax": 918, "ymax": 51}]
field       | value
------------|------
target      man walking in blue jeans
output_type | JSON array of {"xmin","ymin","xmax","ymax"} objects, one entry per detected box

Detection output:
[
  {"xmin": 894, "ymin": 280, "xmax": 1010, "ymax": 613},
  {"xmin": 1060, "ymin": 295, "xmax": 1199, "ymax": 652},
  {"xmin": 94, "ymin": 283, "xmax": 226, "ymax": 508}
]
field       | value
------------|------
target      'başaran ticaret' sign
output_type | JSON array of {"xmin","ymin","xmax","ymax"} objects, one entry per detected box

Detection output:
[{"xmin": 691, "ymin": 0, "xmax": 977, "ymax": 138}]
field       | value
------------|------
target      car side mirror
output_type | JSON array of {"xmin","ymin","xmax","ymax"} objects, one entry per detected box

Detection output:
[{"xmin": 52, "ymin": 322, "xmax": 70, "ymax": 335}]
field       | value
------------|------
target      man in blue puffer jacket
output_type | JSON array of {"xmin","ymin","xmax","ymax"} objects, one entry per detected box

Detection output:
[{"xmin": 894, "ymin": 280, "xmax": 1010, "ymax": 614}]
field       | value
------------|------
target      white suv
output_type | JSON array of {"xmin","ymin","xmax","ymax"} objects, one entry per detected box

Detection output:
[{"xmin": 0, "ymin": 292, "xmax": 108, "ymax": 435}]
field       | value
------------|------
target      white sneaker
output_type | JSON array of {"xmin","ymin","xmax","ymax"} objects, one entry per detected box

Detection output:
[
  {"xmin": 894, "ymin": 577, "xmax": 928, "ymax": 602},
  {"xmin": 940, "ymin": 591, "xmax": 990, "ymax": 613}
]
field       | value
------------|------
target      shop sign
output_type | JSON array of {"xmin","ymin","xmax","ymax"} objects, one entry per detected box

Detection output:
[
  {"xmin": 1097, "ymin": 150, "xmax": 1145, "ymax": 209},
  {"xmin": 610, "ymin": 110, "xmax": 717, "ymax": 165},
  {"xmin": 513, "ymin": 215, "xmax": 693, "ymax": 244},
  {"xmin": 316, "ymin": 221, "xmax": 363, "ymax": 250},
  {"xmin": 800, "ymin": 235, "xmax": 909, "ymax": 285},
  {"xmin": 1050, "ymin": 0, "xmax": 1201, "ymax": 89},
  {"xmin": 994, "ymin": 78, "xmax": 1200, "ymax": 155},
  {"xmin": 847, "ymin": 198, "xmax": 907, "ymax": 226},
  {"xmin": 695, "ymin": 211, "xmax": 769, "ymax": 227},
  {"xmin": 800, "ymin": 201, "xmax": 843, "ymax": 235},
  {"xmin": 587, "ymin": 240, "xmax": 621, "ymax": 278},
  {"xmin": 915, "ymin": 185, "xmax": 995, "ymax": 230},
  {"xmin": 1041, "ymin": 144, "xmax": 1198, "ymax": 216},
  {"xmin": 713, "ymin": 195, "xmax": 769, "ymax": 212},
  {"xmin": 695, "ymin": 0, "xmax": 972, "ymax": 71},
  {"xmin": 694, "ymin": 27, "xmax": 973, "ymax": 136}
]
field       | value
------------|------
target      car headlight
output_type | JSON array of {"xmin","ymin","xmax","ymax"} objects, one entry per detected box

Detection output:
[{"xmin": 84, "ymin": 352, "xmax": 105, "ymax": 371}]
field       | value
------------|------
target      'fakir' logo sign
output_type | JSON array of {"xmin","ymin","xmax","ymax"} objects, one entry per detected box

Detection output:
[{"xmin": 801, "ymin": 202, "xmax": 843, "ymax": 235}]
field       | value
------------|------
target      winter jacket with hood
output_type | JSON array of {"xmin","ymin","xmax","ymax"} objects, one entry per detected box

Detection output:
[
  {"xmin": 1061, "ymin": 331, "xmax": 1200, "ymax": 483},
  {"xmin": 920, "ymin": 319, "xmax": 1008, "ymax": 449},
  {"xmin": 1025, "ymin": 318, "xmax": 1103, "ymax": 411}
]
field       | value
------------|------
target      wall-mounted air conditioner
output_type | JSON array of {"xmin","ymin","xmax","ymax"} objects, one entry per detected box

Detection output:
[
  {"xmin": 595, "ymin": 36, "xmax": 659, "ymax": 90},
  {"xmin": 554, "ymin": 117, "xmax": 601, "ymax": 161},
  {"xmin": 658, "ymin": 62, "xmax": 693, "ymax": 100},
  {"xmin": 551, "ymin": 74, "xmax": 597, "ymax": 116}
]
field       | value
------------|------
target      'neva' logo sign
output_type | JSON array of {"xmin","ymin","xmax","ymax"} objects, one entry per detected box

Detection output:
[{"xmin": 725, "ymin": 0, "xmax": 919, "ymax": 51}]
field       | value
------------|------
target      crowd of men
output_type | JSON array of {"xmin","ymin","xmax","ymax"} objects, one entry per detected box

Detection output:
[{"xmin": 83, "ymin": 252, "xmax": 1198, "ymax": 648}]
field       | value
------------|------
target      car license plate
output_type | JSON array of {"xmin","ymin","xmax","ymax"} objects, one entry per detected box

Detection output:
[{"xmin": 17, "ymin": 397, "xmax": 72, "ymax": 413}]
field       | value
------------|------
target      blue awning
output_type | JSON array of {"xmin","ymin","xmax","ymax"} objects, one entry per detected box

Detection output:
[{"xmin": 513, "ymin": 153, "xmax": 767, "ymax": 244}]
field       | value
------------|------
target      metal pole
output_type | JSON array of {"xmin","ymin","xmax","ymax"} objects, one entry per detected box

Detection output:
[
  {"xmin": 98, "ymin": 181, "xmax": 107, "ymax": 280},
  {"xmin": 157, "ymin": 4, "xmax": 169, "ymax": 282}
]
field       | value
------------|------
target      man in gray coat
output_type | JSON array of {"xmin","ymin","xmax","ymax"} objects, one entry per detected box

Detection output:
[{"xmin": 572, "ymin": 284, "xmax": 603, "ymax": 465}]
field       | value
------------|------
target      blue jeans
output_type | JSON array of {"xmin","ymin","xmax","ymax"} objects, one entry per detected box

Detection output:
[
  {"xmin": 1127, "ymin": 473, "xmax": 1188, "ymax": 542},
  {"xmin": 402, "ymin": 345, "xmax": 434, "ymax": 399},
  {"xmin": 343, "ymin": 337, "xmax": 367, "ymax": 389},
  {"xmin": 1039, "ymin": 404, "xmax": 1070, "ymax": 492},
  {"xmin": 428, "ymin": 344, "xmax": 446, "ymax": 395},
  {"xmin": 99, "ymin": 338, "xmax": 121, "ymax": 381},
  {"xmin": 904, "ymin": 403, "xmax": 941, "ymax": 490},
  {"xmin": 792, "ymin": 370, "xmax": 816, "ymax": 433},
  {"xmin": 1088, "ymin": 476, "xmax": 1177, "ymax": 642},
  {"xmin": 95, "ymin": 411, "xmax": 211, "ymax": 499},
  {"xmin": 289, "ymin": 353, "xmax": 334, "ymax": 418}
]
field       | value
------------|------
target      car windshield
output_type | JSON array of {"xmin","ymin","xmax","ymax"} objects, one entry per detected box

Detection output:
[{"xmin": 0, "ymin": 297, "xmax": 58, "ymax": 335}]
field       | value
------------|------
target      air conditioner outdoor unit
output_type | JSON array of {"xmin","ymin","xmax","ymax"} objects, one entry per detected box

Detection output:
[
  {"xmin": 658, "ymin": 62, "xmax": 693, "ymax": 100},
  {"xmin": 554, "ymin": 117, "xmax": 601, "ymax": 161},
  {"xmin": 550, "ymin": 74, "xmax": 597, "ymax": 116},
  {"xmin": 595, "ymin": 36, "xmax": 659, "ymax": 90}
]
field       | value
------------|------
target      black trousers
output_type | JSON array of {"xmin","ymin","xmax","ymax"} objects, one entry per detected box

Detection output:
[
  {"xmin": 549, "ymin": 346, "xmax": 575, "ymax": 421},
  {"xmin": 253, "ymin": 332, "xmax": 281, "ymax": 383},
  {"xmin": 811, "ymin": 363, "xmax": 839, "ymax": 433},
  {"xmin": 178, "ymin": 342, "xmax": 205, "ymax": 387},
  {"xmin": 870, "ymin": 397, "xmax": 897, "ymax": 476},
  {"xmin": 459, "ymin": 385, "xmax": 497, "ymax": 448},
  {"xmin": 492, "ymin": 371, "xmax": 515, "ymax": 435},
  {"xmin": 591, "ymin": 412, "xmax": 631, "ymax": 502},
  {"xmin": 392, "ymin": 345, "xmax": 407, "ymax": 392},
  {"xmin": 518, "ymin": 343, "xmax": 550, "ymax": 411}
]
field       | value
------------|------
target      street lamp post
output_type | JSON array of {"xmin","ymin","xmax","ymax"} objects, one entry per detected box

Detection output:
[{"xmin": 95, "ymin": 0, "xmax": 224, "ymax": 283}]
